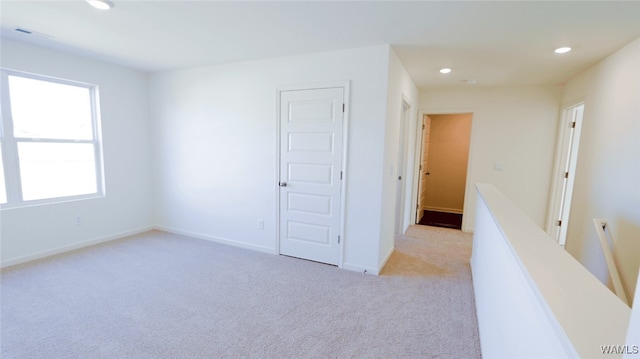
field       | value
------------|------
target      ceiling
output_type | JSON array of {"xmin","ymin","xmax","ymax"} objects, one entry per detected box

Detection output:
[{"xmin": 1, "ymin": 1, "xmax": 639, "ymax": 90}]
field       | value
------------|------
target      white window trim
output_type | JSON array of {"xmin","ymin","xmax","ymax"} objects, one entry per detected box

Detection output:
[{"xmin": 0, "ymin": 69, "xmax": 105, "ymax": 209}]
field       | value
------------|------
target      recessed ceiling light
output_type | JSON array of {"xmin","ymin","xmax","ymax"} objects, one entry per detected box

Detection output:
[
  {"xmin": 554, "ymin": 47, "xmax": 572, "ymax": 54},
  {"xmin": 440, "ymin": 68, "xmax": 452, "ymax": 74},
  {"xmin": 87, "ymin": 0, "xmax": 114, "ymax": 10}
]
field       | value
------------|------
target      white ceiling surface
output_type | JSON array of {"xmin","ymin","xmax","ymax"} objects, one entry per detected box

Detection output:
[{"xmin": 1, "ymin": 1, "xmax": 639, "ymax": 89}]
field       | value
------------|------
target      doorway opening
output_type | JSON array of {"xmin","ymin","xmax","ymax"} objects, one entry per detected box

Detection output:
[{"xmin": 415, "ymin": 113, "xmax": 473, "ymax": 230}]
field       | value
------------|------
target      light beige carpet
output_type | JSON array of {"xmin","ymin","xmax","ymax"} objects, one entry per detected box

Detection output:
[
  {"xmin": 1, "ymin": 225, "xmax": 481, "ymax": 358},
  {"xmin": 383, "ymin": 225, "xmax": 475, "ymax": 277}
]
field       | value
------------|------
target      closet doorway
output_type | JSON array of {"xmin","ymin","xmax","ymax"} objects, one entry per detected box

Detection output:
[{"xmin": 415, "ymin": 113, "xmax": 472, "ymax": 229}]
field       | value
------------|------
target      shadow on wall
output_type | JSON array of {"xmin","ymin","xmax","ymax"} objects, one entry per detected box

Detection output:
[{"xmin": 612, "ymin": 218, "xmax": 640, "ymax": 303}]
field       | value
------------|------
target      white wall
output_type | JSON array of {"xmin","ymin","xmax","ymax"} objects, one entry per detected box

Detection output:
[
  {"xmin": 379, "ymin": 48, "xmax": 419, "ymax": 267},
  {"xmin": 562, "ymin": 37, "xmax": 640, "ymax": 302},
  {"xmin": 419, "ymin": 86, "xmax": 561, "ymax": 231},
  {"xmin": 149, "ymin": 45, "xmax": 391, "ymax": 273},
  {"xmin": 0, "ymin": 39, "xmax": 154, "ymax": 265},
  {"xmin": 624, "ymin": 271, "xmax": 640, "ymax": 358}
]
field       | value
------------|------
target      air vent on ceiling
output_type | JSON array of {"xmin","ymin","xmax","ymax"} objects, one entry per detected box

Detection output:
[
  {"xmin": 13, "ymin": 27, "xmax": 54, "ymax": 40},
  {"xmin": 15, "ymin": 27, "xmax": 33, "ymax": 34}
]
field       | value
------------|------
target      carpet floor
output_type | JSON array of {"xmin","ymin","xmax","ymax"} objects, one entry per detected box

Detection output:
[{"xmin": 1, "ymin": 226, "xmax": 481, "ymax": 358}]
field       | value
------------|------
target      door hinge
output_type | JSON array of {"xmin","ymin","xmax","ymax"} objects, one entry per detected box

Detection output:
[
  {"xmin": 419, "ymin": 164, "xmax": 422, "ymax": 171},
  {"xmin": 338, "ymin": 235, "xmax": 341, "ymax": 244},
  {"xmin": 342, "ymin": 103, "xmax": 345, "ymax": 112},
  {"xmin": 398, "ymin": 176, "xmax": 402, "ymax": 180},
  {"xmin": 564, "ymin": 172, "xmax": 569, "ymax": 179},
  {"xmin": 422, "ymin": 124, "xmax": 425, "ymax": 130},
  {"xmin": 571, "ymin": 121, "xmax": 576, "ymax": 128},
  {"xmin": 340, "ymin": 171, "xmax": 343, "ymax": 180},
  {"xmin": 557, "ymin": 220, "xmax": 562, "ymax": 226}
]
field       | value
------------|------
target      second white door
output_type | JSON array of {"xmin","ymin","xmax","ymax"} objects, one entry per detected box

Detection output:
[{"xmin": 279, "ymin": 87, "xmax": 344, "ymax": 265}]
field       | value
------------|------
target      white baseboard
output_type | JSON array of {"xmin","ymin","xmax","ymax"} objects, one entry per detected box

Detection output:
[
  {"xmin": 342, "ymin": 262, "xmax": 379, "ymax": 275},
  {"xmin": 424, "ymin": 206, "xmax": 464, "ymax": 214},
  {"xmin": 1, "ymin": 226, "xmax": 154, "ymax": 269},
  {"xmin": 154, "ymin": 225, "xmax": 276, "ymax": 255},
  {"xmin": 2, "ymin": 224, "xmax": 375, "ymax": 276}
]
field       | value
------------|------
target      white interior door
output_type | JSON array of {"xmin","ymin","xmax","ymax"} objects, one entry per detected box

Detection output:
[
  {"xmin": 551, "ymin": 103, "xmax": 584, "ymax": 246},
  {"xmin": 279, "ymin": 87, "xmax": 344, "ymax": 265}
]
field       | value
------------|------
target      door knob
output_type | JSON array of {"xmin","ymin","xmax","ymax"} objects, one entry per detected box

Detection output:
[{"xmin": 279, "ymin": 182, "xmax": 287, "ymax": 187}]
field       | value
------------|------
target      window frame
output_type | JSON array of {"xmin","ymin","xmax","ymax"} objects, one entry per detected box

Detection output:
[{"xmin": 0, "ymin": 69, "xmax": 105, "ymax": 208}]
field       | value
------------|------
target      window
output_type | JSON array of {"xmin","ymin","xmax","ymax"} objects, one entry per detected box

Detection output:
[
  {"xmin": 0, "ymin": 147, "xmax": 6, "ymax": 204},
  {"xmin": 0, "ymin": 69, "xmax": 104, "ymax": 207}
]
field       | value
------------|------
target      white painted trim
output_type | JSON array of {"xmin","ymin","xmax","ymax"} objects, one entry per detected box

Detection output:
[
  {"xmin": 561, "ymin": 96, "xmax": 587, "ymax": 111},
  {"xmin": 0, "ymin": 225, "xmax": 154, "ymax": 268},
  {"xmin": 274, "ymin": 88, "xmax": 282, "ymax": 255},
  {"xmin": 397, "ymin": 93, "xmax": 415, "ymax": 235},
  {"xmin": 339, "ymin": 81, "xmax": 351, "ymax": 268},
  {"xmin": 342, "ymin": 262, "xmax": 379, "ymax": 275},
  {"xmin": 156, "ymin": 225, "xmax": 276, "ymax": 255},
  {"xmin": 276, "ymin": 80, "xmax": 351, "ymax": 92},
  {"xmin": 274, "ymin": 81, "xmax": 350, "ymax": 269},
  {"xmin": 410, "ymin": 112, "xmax": 425, "ymax": 225}
]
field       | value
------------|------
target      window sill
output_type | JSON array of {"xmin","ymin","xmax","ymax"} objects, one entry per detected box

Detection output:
[{"xmin": 0, "ymin": 193, "xmax": 105, "ymax": 210}]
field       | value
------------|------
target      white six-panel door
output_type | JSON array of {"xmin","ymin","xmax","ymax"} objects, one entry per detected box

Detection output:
[{"xmin": 279, "ymin": 87, "xmax": 344, "ymax": 265}]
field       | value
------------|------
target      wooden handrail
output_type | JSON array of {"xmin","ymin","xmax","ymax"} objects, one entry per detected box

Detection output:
[{"xmin": 593, "ymin": 218, "xmax": 630, "ymax": 306}]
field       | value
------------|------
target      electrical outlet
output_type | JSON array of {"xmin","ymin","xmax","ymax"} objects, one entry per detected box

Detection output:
[
  {"xmin": 257, "ymin": 219, "xmax": 264, "ymax": 230},
  {"xmin": 75, "ymin": 215, "xmax": 82, "ymax": 226}
]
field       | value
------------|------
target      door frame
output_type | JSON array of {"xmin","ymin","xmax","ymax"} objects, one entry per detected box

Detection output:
[
  {"xmin": 415, "ymin": 115, "xmax": 430, "ymax": 224},
  {"xmin": 275, "ymin": 81, "xmax": 350, "ymax": 268},
  {"xmin": 546, "ymin": 101, "xmax": 584, "ymax": 247},
  {"xmin": 411, "ymin": 108, "xmax": 476, "ymax": 232},
  {"xmin": 395, "ymin": 96, "xmax": 413, "ymax": 235}
]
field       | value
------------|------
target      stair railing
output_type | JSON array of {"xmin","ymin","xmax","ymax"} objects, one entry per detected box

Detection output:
[{"xmin": 593, "ymin": 218, "xmax": 629, "ymax": 306}]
